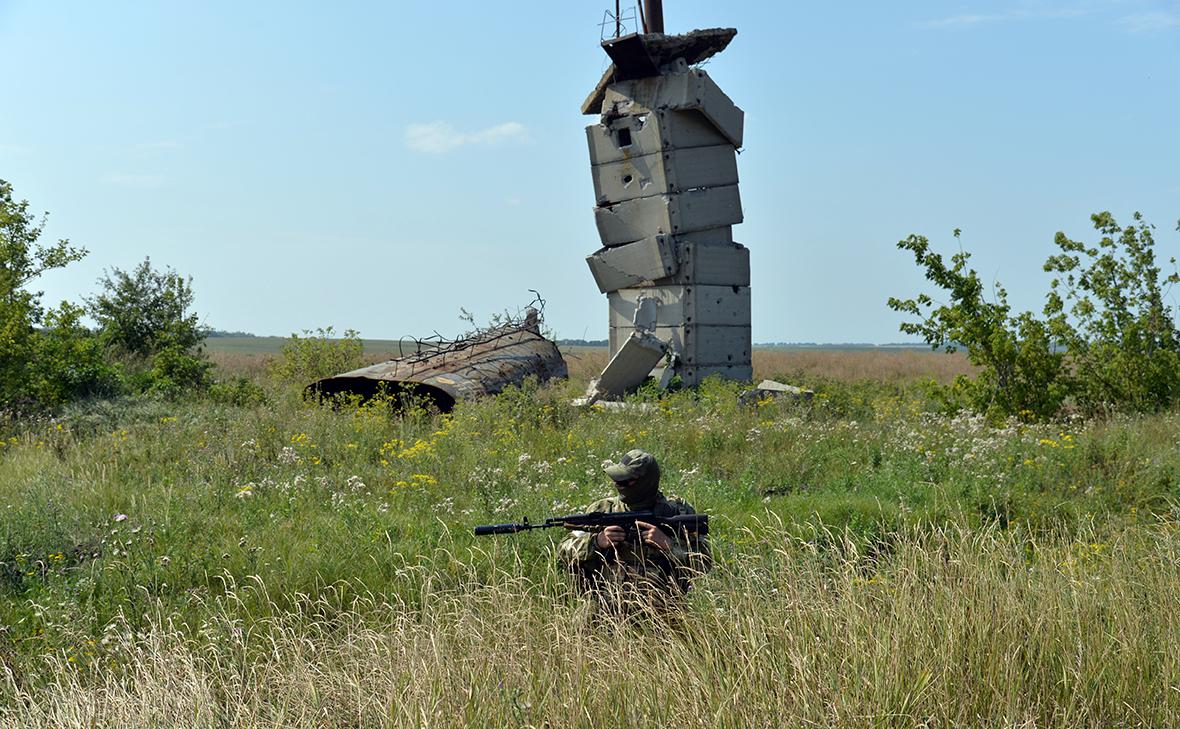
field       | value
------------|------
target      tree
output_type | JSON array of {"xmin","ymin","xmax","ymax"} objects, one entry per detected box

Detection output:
[
  {"xmin": 890, "ymin": 212, "xmax": 1180, "ymax": 420},
  {"xmin": 88, "ymin": 257, "xmax": 205, "ymax": 357},
  {"xmin": 887, "ymin": 230, "xmax": 1068, "ymax": 420},
  {"xmin": 0, "ymin": 179, "xmax": 92, "ymax": 411},
  {"xmin": 87, "ymin": 257, "xmax": 211, "ymax": 394},
  {"xmin": 1044, "ymin": 212, "xmax": 1180, "ymax": 414}
]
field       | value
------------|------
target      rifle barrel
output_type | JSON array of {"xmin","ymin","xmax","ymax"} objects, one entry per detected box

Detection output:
[{"xmin": 475, "ymin": 512, "xmax": 708, "ymax": 536}]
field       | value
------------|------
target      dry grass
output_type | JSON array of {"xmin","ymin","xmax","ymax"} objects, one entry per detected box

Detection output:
[
  {"xmin": 206, "ymin": 351, "xmax": 272, "ymax": 380},
  {"xmin": 754, "ymin": 349, "xmax": 976, "ymax": 385},
  {"xmin": 212, "ymin": 345, "xmax": 974, "ymax": 390},
  {"xmin": 208, "ymin": 350, "xmax": 417, "ymax": 381},
  {"xmin": 560, "ymin": 347, "xmax": 975, "ymax": 389},
  {"xmin": 5, "ymin": 523, "xmax": 1178, "ymax": 728}
]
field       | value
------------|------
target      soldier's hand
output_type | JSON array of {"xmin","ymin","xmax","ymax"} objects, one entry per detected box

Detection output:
[
  {"xmin": 635, "ymin": 521, "xmax": 672, "ymax": 551},
  {"xmin": 595, "ymin": 525, "xmax": 627, "ymax": 550}
]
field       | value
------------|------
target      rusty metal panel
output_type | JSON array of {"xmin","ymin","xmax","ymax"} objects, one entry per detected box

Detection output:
[
  {"xmin": 590, "ymin": 144, "xmax": 738, "ymax": 205},
  {"xmin": 307, "ymin": 311, "xmax": 567, "ymax": 413},
  {"xmin": 586, "ymin": 110, "xmax": 731, "ymax": 166},
  {"xmin": 602, "ymin": 70, "xmax": 744, "ymax": 148},
  {"xmin": 600, "ymin": 29, "xmax": 736, "ymax": 82},
  {"xmin": 586, "ymin": 235, "xmax": 679, "ymax": 294},
  {"xmin": 582, "ymin": 29, "xmax": 739, "ymax": 114},
  {"xmin": 607, "ymin": 285, "xmax": 751, "ymax": 329},
  {"xmin": 594, "ymin": 185, "xmax": 743, "ymax": 247},
  {"xmin": 610, "ymin": 324, "xmax": 751, "ymax": 365}
]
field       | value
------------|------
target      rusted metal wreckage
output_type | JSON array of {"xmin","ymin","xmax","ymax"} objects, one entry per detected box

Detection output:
[{"xmin": 307, "ymin": 309, "xmax": 567, "ymax": 413}]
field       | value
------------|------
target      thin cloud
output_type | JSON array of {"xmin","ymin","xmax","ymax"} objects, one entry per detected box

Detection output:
[
  {"xmin": 922, "ymin": 12, "xmax": 1019, "ymax": 28},
  {"xmin": 134, "ymin": 139, "xmax": 182, "ymax": 152},
  {"xmin": 101, "ymin": 173, "xmax": 169, "ymax": 189},
  {"xmin": 920, "ymin": 6, "xmax": 1090, "ymax": 28},
  {"xmin": 404, "ymin": 121, "xmax": 528, "ymax": 154},
  {"xmin": 1119, "ymin": 9, "xmax": 1180, "ymax": 31},
  {"xmin": 0, "ymin": 144, "xmax": 31, "ymax": 156}
]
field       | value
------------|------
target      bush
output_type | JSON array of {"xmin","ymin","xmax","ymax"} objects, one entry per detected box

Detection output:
[
  {"xmin": 269, "ymin": 327, "xmax": 364, "ymax": 386},
  {"xmin": 27, "ymin": 302, "xmax": 121, "ymax": 408},
  {"xmin": 88, "ymin": 257, "xmax": 205, "ymax": 356},
  {"xmin": 891, "ymin": 213, "xmax": 1180, "ymax": 420},
  {"xmin": 88, "ymin": 257, "xmax": 211, "ymax": 396},
  {"xmin": 1044, "ymin": 212, "xmax": 1180, "ymax": 415},
  {"xmin": 0, "ymin": 179, "xmax": 94, "ymax": 413},
  {"xmin": 208, "ymin": 377, "xmax": 268, "ymax": 407}
]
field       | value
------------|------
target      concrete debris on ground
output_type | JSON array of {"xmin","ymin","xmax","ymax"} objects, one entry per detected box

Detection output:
[
  {"xmin": 738, "ymin": 379, "xmax": 815, "ymax": 406},
  {"xmin": 574, "ymin": 328, "xmax": 667, "ymax": 406}
]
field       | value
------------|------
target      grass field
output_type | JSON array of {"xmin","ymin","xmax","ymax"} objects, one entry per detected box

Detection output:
[
  {"xmin": 207, "ymin": 338, "xmax": 978, "ymax": 387},
  {"xmin": 1, "ymin": 346, "xmax": 1177, "ymax": 727}
]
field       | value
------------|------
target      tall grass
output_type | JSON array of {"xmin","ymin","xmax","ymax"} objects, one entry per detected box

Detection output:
[
  {"xmin": 4, "ymin": 522, "xmax": 1178, "ymax": 727},
  {"xmin": 1, "ymin": 352, "xmax": 1178, "ymax": 725}
]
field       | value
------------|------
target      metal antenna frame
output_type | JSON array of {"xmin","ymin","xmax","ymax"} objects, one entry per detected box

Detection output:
[{"xmin": 599, "ymin": 2, "xmax": 641, "ymax": 40}]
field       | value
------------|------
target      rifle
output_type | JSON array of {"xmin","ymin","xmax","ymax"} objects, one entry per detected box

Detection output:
[{"xmin": 474, "ymin": 510, "xmax": 708, "ymax": 537}]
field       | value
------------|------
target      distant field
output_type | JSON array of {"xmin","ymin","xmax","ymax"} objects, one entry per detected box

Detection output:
[
  {"xmin": 205, "ymin": 336, "xmax": 975, "ymax": 385},
  {"xmin": 204, "ymin": 336, "xmax": 426, "ymax": 358}
]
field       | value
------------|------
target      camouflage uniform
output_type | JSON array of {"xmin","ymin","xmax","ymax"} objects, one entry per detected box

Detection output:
[{"xmin": 558, "ymin": 450, "xmax": 711, "ymax": 612}]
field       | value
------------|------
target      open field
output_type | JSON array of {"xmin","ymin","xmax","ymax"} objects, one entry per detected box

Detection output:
[
  {"xmin": 1, "ymin": 352, "xmax": 1177, "ymax": 726},
  {"xmin": 210, "ymin": 340, "xmax": 978, "ymax": 387}
]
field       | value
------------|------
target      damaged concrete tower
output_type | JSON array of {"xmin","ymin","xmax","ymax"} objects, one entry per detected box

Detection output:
[{"xmin": 581, "ymin": 26, "xmax": 751, "ymax": 399}]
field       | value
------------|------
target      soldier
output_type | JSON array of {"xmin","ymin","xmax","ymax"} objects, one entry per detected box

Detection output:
[{"xmin": 559, "ymin": 449, "xmax": 711, "ymax": 614}]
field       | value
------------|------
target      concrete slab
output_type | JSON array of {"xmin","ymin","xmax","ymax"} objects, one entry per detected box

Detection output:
[
  {"xmin": 602, "ymin": 70, "xmax": 744, "ymax": 148},
  {"xmin": 609, "ymin": 324, "xmax": 751, "ymax": 365},
  {"xmin": 739, "ymin": 380, "xmax": 815, "ymax": 405},
  {"xmin": 607, "ymin": 285, "xmax": 751, "ymax": 329},
  {"xmin": 590, "ymin": 144, "xmax": 738, "ymax": 205},
  {"xmin": 586, "ymin": 109, "xmax": 732, "ymax": 165},
  {"xmin": 585, "ymin": 236, "xmax": 679, "ymax": 293},
  {"xmin": 679, "ymin": 363, "xmax": 754, "ymax": 386},
  {"xmin": 589, "ymin": 329, "xmax": 668, "ymax": 400},
  {"xmin": 594, "ymin": 185, "xmax": 743, "ymax": 247},
  {"xmin": 668, "ymin": 239, "xmax": 750, "ymax": 286}
]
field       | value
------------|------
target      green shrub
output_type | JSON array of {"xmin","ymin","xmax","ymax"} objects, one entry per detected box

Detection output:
[
  {"xmin": 1044, "ymin": 212, "xmax": 1180, "ymax": 415},
  {"xmin": 208, "ymin": 376, "xmax": 268, "ymax": 407},
  {"xmin": 0, "ymin": 179, "xmax": 90, "ymax": 413},
  {"xmin": 88, "ymin": 257, "xmax": 205, "ymax": 357},
  {"xmin": 87, "ymin": 257, "xmax": 210, "ymax": 397},
  {"xmin": 27, "ymin": 303, "xmax": 120, "ymax": 408},
  {"xmin": 269, "ymin": 327, "xmax": 364, "ymax": 386},
  {"xmin": 144, "ymin": 342, "xmax": 213, "ymax": 397},
  {"xmin": 891, "ymin": 213, "xmax": 1180, "ymax": 420}
]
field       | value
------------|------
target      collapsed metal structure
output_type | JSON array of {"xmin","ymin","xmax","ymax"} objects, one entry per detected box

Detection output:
[
  {"xmin": 581, "ymin": 10, "xmax": 751, "ymax": 401},
  {"xmin": 308, "ymin": 308, "xmax": 567, "ymax": 413}
]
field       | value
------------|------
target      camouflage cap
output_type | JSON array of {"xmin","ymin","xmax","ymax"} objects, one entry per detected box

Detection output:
[{"xmin": 604, "ymin": 449, "xmax": 658, "ymax": 483}]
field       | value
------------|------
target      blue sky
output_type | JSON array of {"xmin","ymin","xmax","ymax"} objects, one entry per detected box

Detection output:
[{"xmin": 1, "ymin": 0, "xmax": 1177, "ymax": 343}]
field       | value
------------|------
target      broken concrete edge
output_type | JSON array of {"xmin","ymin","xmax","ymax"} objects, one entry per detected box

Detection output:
[
  {"xmin": 738, "ymin": 379, "xmax": 816, "ymax": 406},
  {"xmin": 581, "ymin": 64, "xmax": 617, "ymax": 115},
  {"xmin": 582, "ymin": 28, "xmax": 738, "ymax": 115},
  {"xmin": 599, "ymin": 70, "xmax": 745, "ymax": 149},
  {"xmin": 577, "ymin": 329, "xmax": 669, "ymax": 405},
  {"xmin": 585, "ymin": 235, "xmax": 679, "ymax": 294},
  {"xmin": 601, "ymin": 28, "xmax": 737, "ymax": 83}
]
